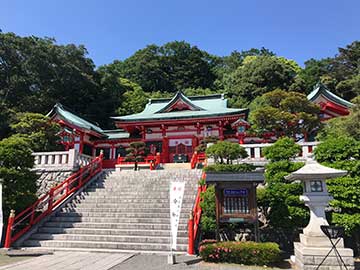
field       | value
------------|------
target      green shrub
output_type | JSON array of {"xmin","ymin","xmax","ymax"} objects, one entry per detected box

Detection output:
[
  {"xmin": 204, "ymin": 163, "xmax": 256, "ymax": 173},
  {"xmin": 200, "ymin": 185, "xmax": 216, "ymax": 235},
  {"xmin": 199, "ymin": 241, "xmax": 281, "ymax": 265}
]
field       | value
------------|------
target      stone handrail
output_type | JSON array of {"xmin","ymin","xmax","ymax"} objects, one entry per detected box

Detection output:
[
  {"xmin": 32, "ymin": 149, "xmax": 94, "ymax": 171},
  {"xmin": 239, "ymin": 141, "xmax": 319, "ymax": 165}
]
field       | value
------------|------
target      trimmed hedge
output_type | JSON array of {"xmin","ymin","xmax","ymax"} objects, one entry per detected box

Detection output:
[
  {"xmin": 199, "ymin": 241, "xmax": 280, "ymax": 265},
  {"xmin": 203, "ymin": 163, "xmax": 256, "ymax": 173}
]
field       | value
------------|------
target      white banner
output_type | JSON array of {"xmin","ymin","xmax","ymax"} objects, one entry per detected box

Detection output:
[
  {"xmin": 169, "ymin": 139, "xmax": 192, "ymax": 147},
  {"xmin": 169, "ymin": 181, "xmax": 185, "ymax": 250}
]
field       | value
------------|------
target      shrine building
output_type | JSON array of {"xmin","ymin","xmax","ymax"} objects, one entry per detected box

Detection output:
[{"xmin": 48, "ymin": 83, "xmax": 353, "ymax": 168}]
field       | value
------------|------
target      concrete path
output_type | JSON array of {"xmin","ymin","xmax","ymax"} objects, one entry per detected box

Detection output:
[{"xmin": 0, "ymin": 251, "xmax": 134, "ymax": 270}]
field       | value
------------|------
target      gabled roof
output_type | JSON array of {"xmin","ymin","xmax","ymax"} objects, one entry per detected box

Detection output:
[
  {"xmin": 48, "ymin": 103, "xmax": 105, "ymax": 135},
  {"xmin": 113, "ymin": 92, "xmax": 248, "ymax": 122},
  {"xmin": 307, "ymin": 82, "xmax": 354, "ymax": 108}
]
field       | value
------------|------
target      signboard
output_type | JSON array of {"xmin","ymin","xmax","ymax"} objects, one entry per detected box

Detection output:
[
  {"xmin": 169, "ymin": 181, "xmax": 185, "ymax": 250},
  {"xmin": 224, "ymin": 188, "xmax": 248, "ymax": 197}
]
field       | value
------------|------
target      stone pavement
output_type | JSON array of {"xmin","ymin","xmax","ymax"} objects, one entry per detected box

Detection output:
[
  {"xmin": 0, "ymin": 251, "xmax": 134, "ymax": 270},
  {"xmin": 110, "ymin": 254, "xmax": 292, "ymax": 270}
]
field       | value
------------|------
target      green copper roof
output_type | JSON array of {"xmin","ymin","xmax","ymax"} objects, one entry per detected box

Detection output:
[
  {"xmin": 112, "ymin": 92, "xmax": 248, "ymax": 122},
  {"xmin": 307, "ymin": 83, "xmax": 353, "ymax": 108},
  {"xmin": 102, "ymin": 130, "xmax": 130, "ymax": 139},
  {"xmin": 48, "ymin": 103, "xmax": 105, "ymax": 135}
]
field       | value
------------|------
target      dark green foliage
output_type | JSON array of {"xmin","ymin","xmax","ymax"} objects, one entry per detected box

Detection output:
[
  {"xmin": 0, "ymin": 136, "xmax": 38, "ymax": 216},
  {"xmin": 199, "ymin": 241, "xmax": 280, "ymax": 265},
  {"xmin": 315, "ymin": 136, "xmax": 360, "ymax": 254},
  {"xmin": 125, "ymin": 142, "xmax": 146, "ymax": 162},
  {"xmin": 205, "ymin": 141, "xmax": 248, "ymax": 164},
  {"xmin": 203, "ymin": 164, "xmax": 255, "ymax": 173},
  {"xmin": 10, "ymin": 112, "xmax": 61, "ymax": 152},
  {"xmin": 223, "ymin": 55, "xmax": 300, "ymax": 107},
  {"xmin": 200, "ymin": 185, "xmax": 216, "ymax": 235},
  {"xmin": 249, "ymin": 90, "xmax": 321, "ymax": 138},
  {"xmin": 263, "ymin": 137, "xmax": 301, "ymax": 162},
  {"xmin": 314, "ymin": 136, "xmax": 360, "ymax": 163},
  {"xmin": 108, "ymin": 41, "xmax": 217, "ymax": 93},
  {"xmin": 257, "ymin": 138, "xmax": 308, "ymax": 250}
]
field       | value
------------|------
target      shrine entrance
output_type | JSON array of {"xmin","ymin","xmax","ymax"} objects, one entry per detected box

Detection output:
[{"xmin": 168, "ymin": 138, "xmax": 193, "ymax": 163}]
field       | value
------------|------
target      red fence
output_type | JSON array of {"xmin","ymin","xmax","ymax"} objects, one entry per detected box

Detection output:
[
  {"xmin": 188, "ymin": 171, "xmax": 207, "ymax": 255},
  {"xmin": 4, "ymin": 153, "xmax": 104, "ymax": 248},
  {"xmin": 190, "ymin": 152, "xmax": 206, "ymax": 169},
  {"xmin": 116, "ymin": 153, "xmax": 161, "ymax": 170}
]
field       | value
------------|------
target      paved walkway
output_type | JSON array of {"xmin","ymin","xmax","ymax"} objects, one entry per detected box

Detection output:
[{"xmin": 0, "ymin": 252, "xmax": 134, "ymax": 270}]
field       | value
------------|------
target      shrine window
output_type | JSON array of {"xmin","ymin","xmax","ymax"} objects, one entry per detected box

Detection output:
[{"xmin": 223, "ymin": 189, "xmax": 250, "ymax": 214}]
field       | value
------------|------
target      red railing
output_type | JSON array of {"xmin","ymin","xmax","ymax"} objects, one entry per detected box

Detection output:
[
  {"xmin": 190, "ymin": 152, "xmax": 206, "ymax": 169},
  {"xmin": 188, "ymin": 171, "xmax": 207, "ymax": 255},
  {"xmin": 4, "ymin": 153, "xmax": 104, "ymax": 248},
  {"xmin": 116, "ymin": 153, "xmax": 161, "ymax": 170}
]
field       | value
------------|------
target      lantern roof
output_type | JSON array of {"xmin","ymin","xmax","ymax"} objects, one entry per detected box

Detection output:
[{"xmin": 285, "ymin": 158, "xmax": 347, "ymax": 181}]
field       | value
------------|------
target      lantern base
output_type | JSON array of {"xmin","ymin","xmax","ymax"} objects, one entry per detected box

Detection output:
[
  {"xmin": 300, "ymin": 234, "xmax": 344, "ymax": 248},
  {"xmin": 293, "ymin": 238, "xmax": 354, "ymax": 270}
]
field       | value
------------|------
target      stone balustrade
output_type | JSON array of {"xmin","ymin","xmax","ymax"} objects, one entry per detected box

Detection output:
[
  {"xmin": 240, "ymin": 141, "xmax": 320, "ymax": 166},
  {"xmin": 32, "ymin": 149, "xmax": 94, "ymax": 171}
]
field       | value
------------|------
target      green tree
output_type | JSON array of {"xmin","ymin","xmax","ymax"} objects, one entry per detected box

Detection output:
[
  {"xmin": 109, "ymin": 41, "xmax": 218, "ymax": 93},
  {"xmin": 10, "ymin": 112, "xmax": 61, "ymax": 152},
  {"xmin": 205, "ymin": 141, "xmax": 248, "ymax": 164},
  {"xmin": 0, "ymin": 135, "xmax": 38, "ymax": 216},
  {"xmin": 263, "ymin": 137, "xmax": 301, "ymax": 162},
  {"xmin": 125, "ymin": 142, "xmax": 146, "ymax": 171},
  {"xmin": 223, "ymin": 55, "xmax": 300, "ymax": 107},
  {"xmin": 257, "ymin": 138, "xmax": 308, "ymax": 250},
  {"xmin": 0, "ymin": 33, "xmax": 99, "ymax": 114},
  {"xmin": 249, "ymin": 89, "xmax": 321, "ymax": 138},
  {"xmin": 314, "ymin": 136, "xmax": 360, "ymax": 255}
]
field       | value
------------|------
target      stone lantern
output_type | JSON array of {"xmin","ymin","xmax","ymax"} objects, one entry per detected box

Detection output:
[{"xmin": 285, "ymin": 158, "xmax": 354, "ymax": 270}]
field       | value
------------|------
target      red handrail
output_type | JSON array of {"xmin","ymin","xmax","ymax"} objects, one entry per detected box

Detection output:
[
  {"xmin": 190, "ymin": 152, "xmax": 206, "ymax": 169},
  {"xmin": 188, "ymin": 171, "xmax": 207, "ymax": 254},
  {"xmin": 4, "ymin": 153, "xmax": 104, "ymax": 248}
]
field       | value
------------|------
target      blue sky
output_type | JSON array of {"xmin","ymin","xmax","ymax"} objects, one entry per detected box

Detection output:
[{"xmin": 1, "ymin": 0, "xmax": 359, "ymax": 67}]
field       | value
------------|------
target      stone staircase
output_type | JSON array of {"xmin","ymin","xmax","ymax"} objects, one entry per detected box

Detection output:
[{"xmin": 22, "ymin": 169, "xmax": 201, "ymax": 253}]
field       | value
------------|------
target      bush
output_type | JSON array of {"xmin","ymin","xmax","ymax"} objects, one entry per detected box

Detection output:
[
  {"xmin": 204, "ymin": 163, "xmax": 256, "ymax": 173},
  {"xmin": 199, "ymin": 241, "xmax": 281, "ymax": 265},
  {"xmin": 200, "ymin": 185, "xmax": 216, "ymax": 235},
  {"xmin": 263, "ymin": 137, "xmax": 301, "ymax": 162},
  {"xmin": 206, "ymin": 141, "xmax": 248, "ymax": 164}
]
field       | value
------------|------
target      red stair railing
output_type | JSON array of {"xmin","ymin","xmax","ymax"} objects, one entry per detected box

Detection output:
[
  {"xmin": 188, "ymin": 171, "xmax": 207, "ymax": 255},
  {"xmin": 4, "ymin": 153, "xmax": 104, "ymax": 248}
]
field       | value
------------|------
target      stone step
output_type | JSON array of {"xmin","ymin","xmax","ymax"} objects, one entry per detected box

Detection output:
[
  {"xmin": 22, "ymin": 240, "xmax": 188, "ymax": 252},
  {"xmin": 38, "ymin": 227, "xmax": 187, "ymax": 237},
  {"xmin": 72, "ymin": 198, "xmax": 195, "ymax": 204},
  {"xmin": 67, "ymin": 202, "xmax": 194, "ymax": 209},
  {"xmin": 49, "ymin": 216, "xmax": 188, "ymax": 224},
  {"xmin": 75, "ymin": 194, "xmax": 196, "ymax": 200},
  {"xmin": 56, "ymin": 211, "xmax": 190, "ymax": 219},
  {"xmin": 29, "ymin": 233, "xmax": 188, "ymax": 244},
  {"xmin": 43, "ymin": 222, "xmax": 188, "ymax": 231},
  {"xmin": 61, "ymin": 207, "xmax": 190, "ymax": 213}
]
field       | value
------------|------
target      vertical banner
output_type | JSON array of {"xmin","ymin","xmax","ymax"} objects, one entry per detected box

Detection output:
[{"xmin": 169, "ymin": 181, "xmax": 185, "ymax": 250}]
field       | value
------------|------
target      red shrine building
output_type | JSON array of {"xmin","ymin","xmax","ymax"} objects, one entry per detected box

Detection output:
[{"xmin": 48, "ymin": 83, "xmax": 353, "ymax": 168}]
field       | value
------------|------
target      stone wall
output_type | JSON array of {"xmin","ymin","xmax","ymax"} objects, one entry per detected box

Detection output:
[{"xmin": 35, "ymin": 169, "xmax": 73, "ymax": 198}]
